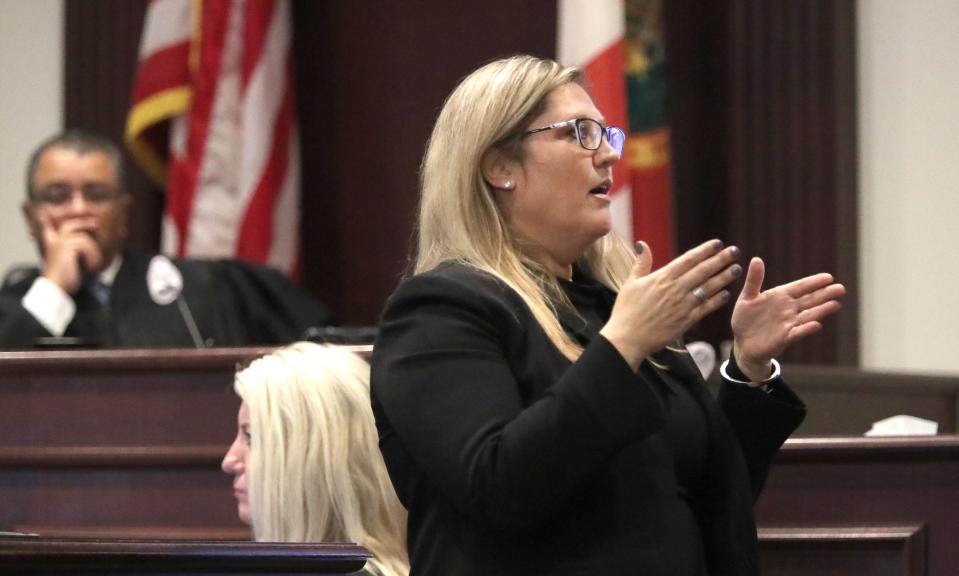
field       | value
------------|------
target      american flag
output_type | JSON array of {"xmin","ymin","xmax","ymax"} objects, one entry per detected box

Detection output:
[{"xmin": 125, "ymin": 0, "xmax": 300, "ymax": 277}]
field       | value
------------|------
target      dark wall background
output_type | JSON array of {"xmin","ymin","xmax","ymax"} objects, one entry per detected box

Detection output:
[
  {"xmin": 63, "ymin": 0, "xmax": 856, "ymax": 365},
  {"xmin": 664, "ymin": 0, "xmax": 859, "ymax": 365},
  {"xmin": 291, "ymin": 0, "xmax": 557, "ymax": 329}
]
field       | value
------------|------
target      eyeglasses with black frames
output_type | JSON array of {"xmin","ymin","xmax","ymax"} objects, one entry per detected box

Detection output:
[
  {"xmin": 523, "ymin": 118, "xmax": 626, "ymax": 156},
  {"xmin": 30, "ymin": 183, "xmax": 119, "ymax": 207}
]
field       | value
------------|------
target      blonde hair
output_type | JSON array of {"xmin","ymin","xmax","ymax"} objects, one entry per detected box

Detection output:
[
  {"xmin": 234, "ymin": 342, "xmax": 409, "ymax": 576},
  {"xmin": 417, "ymin": 54, "xmax": 636, "ymax": 361}
]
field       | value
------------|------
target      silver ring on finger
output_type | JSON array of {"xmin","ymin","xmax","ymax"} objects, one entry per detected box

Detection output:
[{"xmin": 691, "ymin": 286, "xmax": 707, "ymax": 304}]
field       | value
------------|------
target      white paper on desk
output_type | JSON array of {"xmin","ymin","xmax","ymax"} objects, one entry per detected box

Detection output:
[{"xmin": 864, "ymin": 414, "xmax": 938, "ymax": 437}]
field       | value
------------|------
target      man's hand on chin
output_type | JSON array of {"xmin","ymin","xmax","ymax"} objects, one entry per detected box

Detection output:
[{"xmin": 39, "ymin": 214, "xmax": 103, "ymax": 294}]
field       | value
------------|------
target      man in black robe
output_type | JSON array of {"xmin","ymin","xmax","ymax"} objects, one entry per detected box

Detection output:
[{"xmin": 0, "ymin": 130, "xmax": 332, "ymax": 349}]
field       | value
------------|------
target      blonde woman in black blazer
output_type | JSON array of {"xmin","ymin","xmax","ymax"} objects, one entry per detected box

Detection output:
[{"xmin": 372, "ymin": 55, "xmax": 844, "ymax": 576}]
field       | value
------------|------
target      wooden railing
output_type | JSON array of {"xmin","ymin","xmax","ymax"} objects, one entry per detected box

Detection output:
[
  {"xmin": 0, "ymin": 536, "xmax": 369, "ymax": 575},
  {"xmin": 757, "ymin": 435, "xmax": 959, "ymax": 576},
  {"xmin": 0, "ymin": 347, "xmax": 370, "ymax": 538},
  {"xmin": 1, "ymin": 349, "xmax": 956, "ymax": 574}
]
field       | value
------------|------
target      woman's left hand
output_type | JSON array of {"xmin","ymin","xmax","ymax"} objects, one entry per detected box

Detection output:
[{"xmin": 731, "ymin": 257, "xmax": 846, "ymax": 381}]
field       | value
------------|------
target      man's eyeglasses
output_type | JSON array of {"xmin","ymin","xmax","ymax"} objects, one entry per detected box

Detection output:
[
  {"xmin": 524, "ymin": 118, "xmax": 626, "ymax": 156},
  {"xmin": 31, "ymin": 183, "xmax": 118, "ymax": 206}
]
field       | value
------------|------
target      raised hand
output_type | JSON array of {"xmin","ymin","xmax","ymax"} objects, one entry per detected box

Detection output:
[
  {"xmin": 38, "ymin": 212, "xmax": 103, "ymax": 294},
  {"xmin": 731, "ymin": 257, "xmax": 846, "ymax": 381},
  {"xmin": 600, "ymin": 239, "xmax": 742, "ymax": 371}
]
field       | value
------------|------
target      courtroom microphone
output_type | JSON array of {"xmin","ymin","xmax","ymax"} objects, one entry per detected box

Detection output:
[{"xmin": 147, "ymin": 255, "xmax": 206, "ymax": 348}]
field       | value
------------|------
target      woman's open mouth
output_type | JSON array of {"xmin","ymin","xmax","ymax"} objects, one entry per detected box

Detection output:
[{"xmin": 589, "ymin": 179, "xmax": 612, "ymax": 196}]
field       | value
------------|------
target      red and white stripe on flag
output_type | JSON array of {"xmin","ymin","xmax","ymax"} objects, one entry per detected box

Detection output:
[
  {"xmin": 125, "ymin": 0, "xmax": 300, "ymax": 277},
  {"xmin": 557, "ymin": 0, "xmax": 633, "ymax": 243}
]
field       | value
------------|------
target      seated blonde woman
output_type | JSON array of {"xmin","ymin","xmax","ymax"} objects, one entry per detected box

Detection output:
[{"xmin": 221, "ymin": 342, "xmax": 409, "ymax": 576}]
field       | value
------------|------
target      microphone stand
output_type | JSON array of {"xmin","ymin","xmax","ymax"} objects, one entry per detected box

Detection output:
[
  {"xmin": 176, "ymin": 297, "xmax": 206, "ymax": 348},
  {"xmin": 147, "ymin": 255, "xmax": 207, "ymax": 348}
]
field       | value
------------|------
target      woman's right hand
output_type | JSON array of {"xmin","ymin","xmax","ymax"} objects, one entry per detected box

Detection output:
[{"xmin": 599, "ymin": 239, "xmax": 742, "ymax": 371}]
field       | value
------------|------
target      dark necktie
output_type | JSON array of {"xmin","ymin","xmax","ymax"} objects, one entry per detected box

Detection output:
[
  {"xmin": 83, "ymin": 278, "xmax": 111, "ymax": 307},
  {"xmin": 68, "ymin": 279, "xmax": 113, "ymax": 346}
]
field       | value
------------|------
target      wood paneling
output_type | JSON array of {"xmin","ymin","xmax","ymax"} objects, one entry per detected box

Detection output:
[
  {"xmin": 1, "ymin": 466, "xmax": 239, "ymax": 531},
  {"xmin": 758, "ymin": 436, "xmax": 959, "ymax": 576},
  {"xmin": 63, "ymin": 0, "xmax": 161, "ymax": 252},
  {"xmin": 2, "ymin": 349, "xmax": 956, "ymax": 576},
  {"xmin": 665, "ymin": 0, "xmax": 858, "ymax": 364},
  {"xmin": 292, "ymin": 0, "xmax": 557, "ymax": 324},
  {"xmin": 13, "ymin": 525, "xmax": 250, "ymax": 540},
  {"xmin": 0, "ymin": 347, "xmax": 371, "ymax": 536},
  {"xmin": 725, "ymin": 0, "xmax": 859, "ymax": 365},
  {"xmin": 0, "ymin": 348, "xmax": 259, "ymax": 534},
  {"xmin": 0, "ymin": 348, "xmax": 265, "ymax": 448},
  {"xmin": 0, "ymin": 537, "xmax": 369, "ymax": 575},
  {"xmin": 760, "ymin": 525, "xmax": 926, "ymax": 576}
]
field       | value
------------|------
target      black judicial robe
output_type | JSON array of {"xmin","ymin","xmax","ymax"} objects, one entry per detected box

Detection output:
[
  {"xmin": 371, "ymin": 261, "xmax": 805, "ymax": 576},
  {"xmin": 0, "ymin": 251, "xmax": 332, "ymax": 349}
]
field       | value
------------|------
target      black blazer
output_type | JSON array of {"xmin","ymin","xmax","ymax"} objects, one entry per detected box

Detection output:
[
  {"xmin": 0, "ymin": 251, "xmax": 331, "ymax": 348},
  {"xmin": 372, "ymin": 262, "xmax": 805, "ymax": 576}
]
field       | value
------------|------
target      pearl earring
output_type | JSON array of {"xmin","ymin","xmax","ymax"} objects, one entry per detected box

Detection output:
[{"xmin": 504, "ymin": 180, "xmax": 514, "ymax": 190}]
